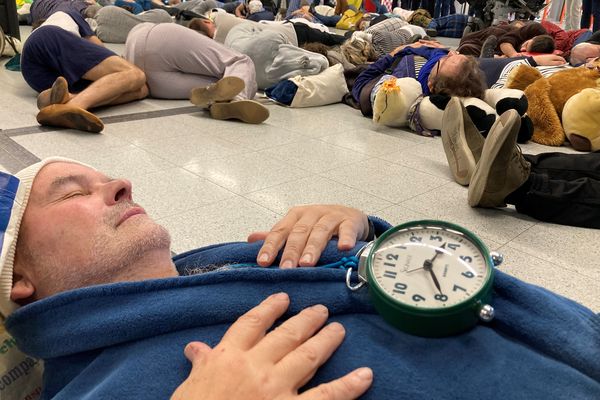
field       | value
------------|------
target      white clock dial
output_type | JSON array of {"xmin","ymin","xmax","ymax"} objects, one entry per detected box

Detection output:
[{"xmin": 370, "ymin": 226, "xmax": 489, "ymax": 309}]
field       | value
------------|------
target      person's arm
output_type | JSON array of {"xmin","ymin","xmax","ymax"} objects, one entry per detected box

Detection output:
[
  {"xmin": 500, "ymin": 42, "xmax": 520, "ymax": 58},
  {"xmin": 85, "ymin": 35, "xmax": 104, "ymax": 46},
  {"xmin": 531, "ymin": 54, "xmax": 567, "ymax": 66},
  {"xmin": 170, "ymin": 293, "xmax": 373, "ymax": 400},
  {"xmin": 248, "ymin": 205, "xmax": 370, "ymax": 268}
]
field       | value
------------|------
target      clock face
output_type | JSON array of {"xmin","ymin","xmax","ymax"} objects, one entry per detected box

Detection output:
[{"xmin": 369, "ymin": 225, "xmax": 490, "ymax": 309}]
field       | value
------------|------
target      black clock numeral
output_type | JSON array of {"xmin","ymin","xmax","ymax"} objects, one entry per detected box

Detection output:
[
  {"xmin": 410, "ymin": 236, "xmax": 422, "ymax": 243},
  {"xmin": 383, "ymin": 270, "xmax": 397, "ymax": 279},
  {"xmin": 461, "ymin": 271, "xmax": 475, "ymax": 278},
  {"xmin": 434, "ymin": 294, "xmax": 448, "ymax": 302},
  {"xmin": 384, "ymin": 262, "xmax": 396, "ymax": 268},
  {"xmin": 447, "ymin": 243, "xmax": 460, "ymax": 250},
  {"xmin": 460, "ymin": 255, "xmax": 473, "ymax": 263},
  {"xmin": 386, "ymin": 253, "xmax": 399, "ymax": 261},
  {"xmin": 429, "ymin": 235, "xmax": 443, "ymax": 242},
  {"xmin": 453, "ymin": 284, "xmax": 466, "ymax": 292},
  {"xmin": 393, "ymin": 282, "xmax": 407, "ymax": 294},
  {"xmin": 412, "ymin": 294, "xmax": 425, "ymax": 302}
]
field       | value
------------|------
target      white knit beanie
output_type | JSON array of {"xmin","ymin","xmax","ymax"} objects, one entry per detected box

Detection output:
[
  {"xmin": 248, "ymin": 0, "xmax": 263, "ymax": 14},
  {"xmin": 0, "ymin": 157, "xmax": 91, "ymax": 319}
]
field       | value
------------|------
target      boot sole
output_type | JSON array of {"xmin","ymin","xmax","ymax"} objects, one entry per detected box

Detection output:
[
  {"xmin": 37, "ymin": 105, "xmax": 104, "ymax": 133},
  {"xmin": 210, "ymin": 100, "xmax": 269, "ymax": 124},
  {"xmin": 190, "ymin": 76, "xmax": 245, "ymax": 108},
  {"xmin": 441, "ymin": 98, "xmax": 476, "ymax": 186},
  {"xmin": 468, "ymin": 110, "xmax": 520, "ymax": 207}
]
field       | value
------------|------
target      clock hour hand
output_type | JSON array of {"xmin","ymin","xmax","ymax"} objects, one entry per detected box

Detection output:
[{"xmin": 423, "ymin": 259, "xmax": 443, "ymax": 294}]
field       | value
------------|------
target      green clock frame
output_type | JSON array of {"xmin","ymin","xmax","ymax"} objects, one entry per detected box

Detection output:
[{"xmin": 365, "ymin": 220, "xmax": 495, "ymax": 338}]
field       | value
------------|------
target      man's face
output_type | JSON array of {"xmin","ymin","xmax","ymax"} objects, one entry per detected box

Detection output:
[
  {"xmin": 201, "ymin": 19, "xmax": 216, "ymax": 38},
  {"xmin": 429, "ymin": 51, "xmax": 467, "ymax": 84},
  {"xmin": 520, "ymin": 39, "xmax": 533, "ymax": 52},
  {"xmin": 11, "ymin": 162, "xmax": 173, "ymax": 302}
]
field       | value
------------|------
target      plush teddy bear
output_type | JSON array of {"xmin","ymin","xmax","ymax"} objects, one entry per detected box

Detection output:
[
  {"xmin": 504, "ymin": 63, "xmax": 600, "ymax": 150},
  {"xmin": 562, "ymin": 88, "xmax": 600, "ymax": 152},
  {"xmin": 415, "ymin": 88, "xmax": 533, "ymax": 143},
  {"xmin": 370, "ymin": 76, "xmax": 533, "ymax": 142}
]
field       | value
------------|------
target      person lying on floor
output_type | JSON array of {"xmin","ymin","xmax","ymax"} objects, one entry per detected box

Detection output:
[
  {"xmin": 123, "ymin": 22, "xmax": 269, "ymax": 124},
  {"xmin": 189, "ymin": 13, "xmax": 350, "ymax": 88},
  {"xmin": 440, "ymin": 97, "xmax": 600, "ymax": 229},
  {"xmin": 352, "ymin": 40, "xmax": 488, "ymax": 119},
  {"xmin": 457, "ymin": 21, "xmax": 549, "ymax": 58},
  {"xmin": 21, "ymin": 9, "xmax": 149, "ymax": 133},
  {"xmin": 29, "ymin": 0, "xmax": 100, "ymax": 24},
  {"xmin": 1, "ymin": 159, "xmax": 598, "ymax": 399}
]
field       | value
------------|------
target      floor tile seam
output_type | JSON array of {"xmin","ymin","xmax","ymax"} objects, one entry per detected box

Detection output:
[
  {"xmin": 496, "ymin": 242, "xmax": 597, "ymax": 280},
  {"xmin": 155, "ymin": 192, "xmax": 285, "ymax": 223},
  {"xmin": 235, "ymin": 170, "xmax": 321, "ymax": 197},
  {"xmin": 1, "ymin": 106, "xmax": 201, "ymax": 137},
  {"xmin": 500, "ymin": 222, "xmax": 593, "ymax": 270},
  {"xmin": 371, "ymin": 153, "xmax": 455, "ymax": 183},
  {"xmin": 316, "ymin": 137, "xmax": 421, "ymax": 158},
  {"xmin": 150, "ymin": 191, "xmax": 243, "ymax": 221},
  {"xmin": 311, "ymin": 170, "xmax": 396, "ymax": 210}
]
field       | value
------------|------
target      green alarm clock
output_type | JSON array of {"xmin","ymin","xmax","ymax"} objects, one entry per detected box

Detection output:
[{"xmin": 346, "ymin": 220, "xmax": 503, "ymax": 337}]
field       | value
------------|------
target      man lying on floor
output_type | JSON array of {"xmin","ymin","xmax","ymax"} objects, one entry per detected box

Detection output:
[{"xmin": 1, "ymin": 159, "xmax": 598, "ymax": 399}]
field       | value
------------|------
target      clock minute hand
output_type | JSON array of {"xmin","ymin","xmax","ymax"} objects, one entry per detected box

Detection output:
[{"xmin": 423, "ymin": 259, "xmax": 443, "ymax": 294}]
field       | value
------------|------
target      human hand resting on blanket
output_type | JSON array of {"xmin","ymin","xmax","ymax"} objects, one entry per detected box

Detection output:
[
  {"xmin": 170, "ymin": 293, "xmax": 373, "ymax": 400},
  {"xmin": 247, "ymin": 205, "xmax": 369, "ymax": 268}
]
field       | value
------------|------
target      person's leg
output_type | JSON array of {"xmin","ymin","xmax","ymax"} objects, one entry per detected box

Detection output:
[
  {"xmin": 565, "ymin": 0, "xmax": 582, "ymax": 31},
  {"xmin": 523, "ymin": 151, "xmax": 600, "ymax": 181},
  {"xmin": 593, "ymin": 0, "xmax": 600, "ymax": 32},
  {"xmin": 581, "ymin": 0, "xmax": 592, "ymax": 28},
  {"xmin": 434, "ymin": 0, "xmax": 441, "ymax": 18},
  {"xmin": 147, "ymin": 24, "xmax": 257, "ymax": 100},
  {"xmin": 114, "ymin": 0, "xmax": 145, "ymax": 14},
  {"xmin": 67, "ymin": 56, "xmax": 148, "ymax": 109},
  {"xmin": 292, "ymin": 22, "xmax": 346, "ymax": 46},
  {"xmin": 506, "ymin": 171, "xmax": 600, "ymax": 229},
  {"xmin": 315, "ymin": 12, "xmax": 342, "ymax": 26}
]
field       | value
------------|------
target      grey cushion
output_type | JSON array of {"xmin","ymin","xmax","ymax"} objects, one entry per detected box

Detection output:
[{"xmin": 96, "ymin": 6, "xmax": 173, "ymax": 43}]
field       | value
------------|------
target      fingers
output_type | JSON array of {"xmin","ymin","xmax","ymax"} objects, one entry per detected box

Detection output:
[
  {"xmin": 247, "ymin": 231, "xmax": 269, "ymax": 243},
  {"xmin": 278, "ymin": 213, "xmax": 321, "ymax": 268},
  {"xmin": 299, "ymin": 368, "xmax": 373, "ymax": 400},
  {"xmin": 220, "ymin": 292, "xmax": 290, "ymax": 350},
  {"xmin": 253, "ymin": 304, "xmax": 330, "ymax": 362},
  {"xmin": 275, "ymin": 321, "xmax": 346, "ymax": 387},
  {"xmin": 255, "ymin": 211, "xmax": 301, "ymax": 267},
  {"xmin": 183, "ymin": 341, "xmax": 212, "ymax": 365}
]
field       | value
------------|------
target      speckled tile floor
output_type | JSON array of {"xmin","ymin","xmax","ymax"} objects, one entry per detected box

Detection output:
[{"xmin": 1, "ymin": 26, "xmax": 598, "ymax": 311}]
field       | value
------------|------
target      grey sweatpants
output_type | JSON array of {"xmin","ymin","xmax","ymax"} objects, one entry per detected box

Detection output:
[{"xmin": 123, "ymin": 23, "xmax": 257, "ymax": 99}]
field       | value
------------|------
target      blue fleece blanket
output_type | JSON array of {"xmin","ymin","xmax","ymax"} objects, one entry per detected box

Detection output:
[{"xmin": 6, "ymin": 233, "xmax": 600, "ymax": 399}]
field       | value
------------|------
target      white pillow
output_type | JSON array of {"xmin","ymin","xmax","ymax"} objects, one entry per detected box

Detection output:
[{"xmin": 289, "ymin": 64, "xmax": 349, "ymax": 108}]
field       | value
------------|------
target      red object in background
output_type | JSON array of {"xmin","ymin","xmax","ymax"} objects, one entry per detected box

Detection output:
[{"xmin": 364, "ymin": 0, "xmax": 376, "ymax": 12}]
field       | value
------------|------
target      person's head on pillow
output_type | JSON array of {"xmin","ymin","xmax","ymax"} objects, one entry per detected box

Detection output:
[
  {"xmin": 189, "ymin": 16, "xmax": 216, "ymax": 39},
  {"xmin": 0, "ymin": 158, "xmax": 177, "ymax": 318},
  {"xmin": 570, "ymin": 42, "xmax": 600, "ymax": 66},
  {"xmin": 520, "ymin": 35, "xmax": 555, "ymax": 54},
  {"xmin": 428, "ymin": 51, "xmax": 487, "ymax": 99}
]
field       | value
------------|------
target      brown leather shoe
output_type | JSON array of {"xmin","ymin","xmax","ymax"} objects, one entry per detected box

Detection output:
[
  {"xmin": 441, "ymin": 98, "xmax": 485, "ymax": 186},
  {"xmin": 190, "ymin": 76, "xmax": 245, "ymax": 109},
  {"xmin": 468, "ymin": 110, "xmax": 531, "ymax": 208},
  {"xmin": 37, "ymin": 76, "xmax": 70, "ymax": 110},
  {"xmin": 209, "ymin": 100, "xmax": 269, "ymax": 124},
  {"xmin": 37, "ymin": 104, "xmax": 104, "ymax": 133}
]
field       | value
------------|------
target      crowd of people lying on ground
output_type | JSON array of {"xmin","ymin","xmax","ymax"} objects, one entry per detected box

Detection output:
[
  {"xmin": 2, "ymin": 1, "xmax": 600, "ymax": 399},
  {"xmin": 3, "ymin": 0, "xmax": 600, "ymax": 225}
]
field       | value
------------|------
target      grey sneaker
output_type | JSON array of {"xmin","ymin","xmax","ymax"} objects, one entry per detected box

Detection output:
[
  {"xmin": 480, "ymin": 35, "xmax": 498, "ymax": 58},
  {"xmin": 468, "ymin": 110, "xmax": 531, "ymax": 208},
  {"xmin": 441, "ymin": 98, "xmax": 485, "ymax": 186},
  {"xmin": 209, "ymin": 100, "xmax": 270, "ymax": 124},
  {"xmin": 190, "ymin": 76, "xmax": 245, "ymax": 108}
]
